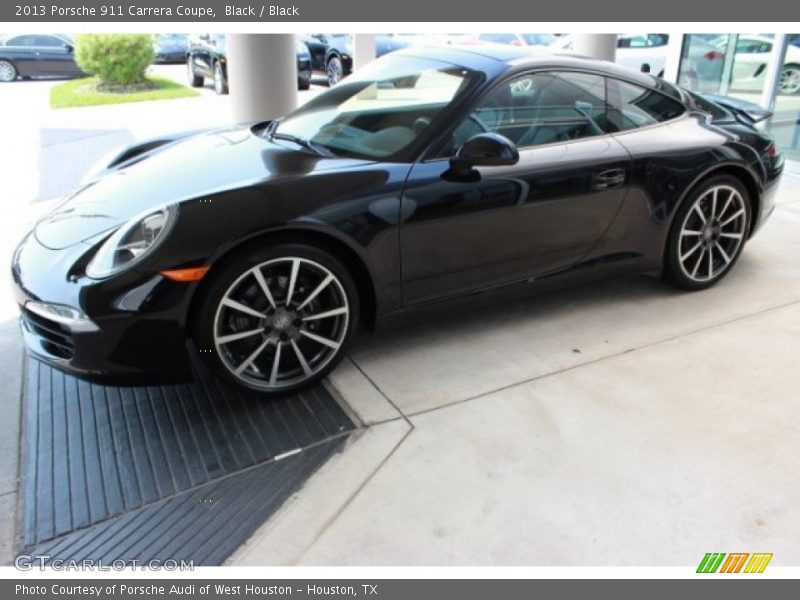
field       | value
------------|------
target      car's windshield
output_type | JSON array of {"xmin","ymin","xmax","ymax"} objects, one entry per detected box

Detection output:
[{"xmin": 271, "ymin": 55, "xmax": 481, "ymax": 160}]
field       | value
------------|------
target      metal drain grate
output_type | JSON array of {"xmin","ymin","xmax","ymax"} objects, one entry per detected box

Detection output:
[
  {"xmin": 26, "ymin": 438, "xmax": 344, "ymax": 566},
  {"xmin": 20, "ymin": 356, "xmax": 354, "ymax": 560}
]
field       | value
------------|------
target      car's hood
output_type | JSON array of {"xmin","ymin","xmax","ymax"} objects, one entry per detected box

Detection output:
[{"xmin": 34, "ymin": 125, "xmax": 370, "ymax": 250}]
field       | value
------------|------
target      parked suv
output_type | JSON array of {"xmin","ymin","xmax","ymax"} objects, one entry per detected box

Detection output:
[{"xmin": 186, "ymin": 34, "xmax": 312, "ymax": 95}]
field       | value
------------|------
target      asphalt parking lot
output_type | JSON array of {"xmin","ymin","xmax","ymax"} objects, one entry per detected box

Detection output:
[{"xmin": 1, "ymin": 70, "xmax": 799, "ymax": 565}]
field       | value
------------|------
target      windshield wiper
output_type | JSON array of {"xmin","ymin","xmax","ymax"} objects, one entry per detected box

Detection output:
[{"xmin": 270, "ymin": 131, "xmax": 335, "ymax": 157}]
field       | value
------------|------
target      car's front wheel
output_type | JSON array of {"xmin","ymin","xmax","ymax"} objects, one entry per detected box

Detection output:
[
  {"xmin": 664, "ymin": 175, "xmax": 751, "ymax": 290},
  {"xmin": 0, "ymin": 60, "xmax": 18, "ymax": 83},
  {"xmin": 326, "ymin": 55, "xmax": 344, "ymax": 86},
  {"xmin": 195, "ymin": 243, "xmax": 359, "ymax": 395},
  {"xmin": 780, "ymin": 64, "xmax": 800, "ymax": 95},
  {"xmin": 213, "ymin": 61, "xmax": 228, "ymax": 95},
  {"xmin": 186, "ymin": 57, "xmax": 203, "ymax": 87}
]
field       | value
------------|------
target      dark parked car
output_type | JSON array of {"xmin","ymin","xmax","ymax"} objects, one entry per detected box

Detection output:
[
  {"xmin": 186, "ymin": 34, "xmax": 311, "ymax": 94},
  {"xmin": 298, "ymin": 33, "xmax": 329, "ymax": 72},
  {"xmin": 306, "ymin": 33, "xmax": 411, "ymax": 85},
  {"xmin": 12, "ymin": 46, "xmax": 783, "ymax": 396},
  {"xmin": 153, "ymin": 33, "xmax": 188, "ymax": 64},
  {"xmin": 0, "ymin": 33, "xmax": 83, "ymax": 82}
]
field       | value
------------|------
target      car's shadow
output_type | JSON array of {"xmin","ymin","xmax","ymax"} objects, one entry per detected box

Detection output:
[{"xmin": 349, "ymin": 254, "xmax": 756, "ymax": 362}]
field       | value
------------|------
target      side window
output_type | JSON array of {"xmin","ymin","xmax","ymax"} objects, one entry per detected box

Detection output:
[
  {"xmin": 6, "ymin": 35, "xmax": 36, "ymax": 47},
  {"xmin": 622, "ymin": 36, "xmax": 648, "ymax": 48},
  {"xmin": 736, "ymin": 39, "xmax": 772, "ymax": 54},
  {"xmin": 445, "ymin": 71, "xmax": 610, "ymax": 155},
  {"xmin": 32, "ymin": 35, "xmax": 63, "ymax": 48},
  {"xmin": 606, "ymin": 78, "xmax": 685, "ymax": 132},
  {"xmin": 647, "ymin": 34, "xmax": 669, "ymax": 47}
]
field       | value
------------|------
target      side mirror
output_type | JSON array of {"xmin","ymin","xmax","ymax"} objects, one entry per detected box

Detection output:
[
  {"xmin": 640, "ymin": 62, "xmax": 651, "ymax": 73},
  {"xmin": 450, "ymin": 133, "xmax": 519, "ymax": 175},
  {"xmin": 64, "ymin": 43, "xmax": 73, "ymax": 53}
]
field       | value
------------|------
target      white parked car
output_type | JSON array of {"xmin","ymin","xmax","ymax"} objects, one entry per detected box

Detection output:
[{"xmin": 711, "ymin": 35, "xmax": 800, "ymax": 95}]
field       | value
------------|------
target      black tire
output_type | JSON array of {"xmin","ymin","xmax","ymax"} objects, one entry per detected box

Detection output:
[
  {"xmin": 326, "ymin": 55, "xmax": 344, "ymax": 86},
  {"xmin": 298, "ymin": 77, "xmax": 311, "ymax": 91},
  {"xmin": 194, "ymin": 242, "xmax": 360, "ymax": 396},
  {"xmin": 213, "ymin": 60, "xmax": 228, "ymax": 95},
  {"xmin": 186, "ymin": 57, "xmax": 203, "ymax": 87},
  {"xmin": 664, "ymin": 174, "xmax": 752, "ymax": 291},
  {"xmin": 0, "ymin": 59, "xmax": 18, "ymax": 83},
  {"xmin": 779, "ymin": 63, "xmax": 800, "ymax": 95}
]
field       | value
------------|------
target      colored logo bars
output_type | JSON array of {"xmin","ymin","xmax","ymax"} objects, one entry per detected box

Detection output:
[{"xmin": 697, "ymin": 553, "xmax": 773, "ymax": 573}]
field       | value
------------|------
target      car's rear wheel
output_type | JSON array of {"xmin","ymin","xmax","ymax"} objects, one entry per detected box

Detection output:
[
  {"xmin": 779, "ymin": 64, "xmax": 800, "ymax": 95},
  {"xmin": 298, "ymin": 77, "xmax": 311, "ymax": 91},
  {"xmin": 0, "ymin": 60, "xmax": 18, "ymax": 83},
  {"xmin": 664, "ymin": 175, "xmax": 751, "ymax": 290},
  {"xmin": 213, "ymin": 61, "xmax": 228, "ymax": 95},
  {"xmin": 326, "ymin": 55, "xmax": 344, "ymax": 86},
  {"xmin": 195, "ymin": 243, "xmax": 359, "ymax": 395},
  {"xmin": 186, "ymin": 57, "xmax": 203, "ymax": 87}
]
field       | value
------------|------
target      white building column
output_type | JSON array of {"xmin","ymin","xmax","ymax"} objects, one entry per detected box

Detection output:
[
  {"xmin": 353, "ymin": 34, "xmax": 377, "ymax": 72},
  {"xmin": 760, "ymin": 34, "xmax": 789, "ymax": 112},
  {"xmin": 572, "ymin": 34, "xmax": 617, "ymax": 63},
  {"xmin": 226, "ymin": 34, "xmax": 298, "ymax": 124}
]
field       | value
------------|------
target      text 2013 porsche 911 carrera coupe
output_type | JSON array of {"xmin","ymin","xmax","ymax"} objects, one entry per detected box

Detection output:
[{"xmin": 11, "ymin": 45, "xmax": 784, "ymax": 395}]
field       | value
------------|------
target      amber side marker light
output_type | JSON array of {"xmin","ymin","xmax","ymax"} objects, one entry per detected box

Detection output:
[{"xmin": 160, "ymin": 266, "xmax": 211, "ymax": 282}]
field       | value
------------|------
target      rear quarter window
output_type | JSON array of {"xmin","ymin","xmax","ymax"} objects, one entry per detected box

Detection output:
[{"xmin": 606, "ymin": 78, "xmax": 685, "ymax": 132}]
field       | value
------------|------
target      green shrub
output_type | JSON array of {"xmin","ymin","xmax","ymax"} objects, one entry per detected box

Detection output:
[{"xmin": 75, "ymin": 34, "xmax": 154, "ymax": 86}]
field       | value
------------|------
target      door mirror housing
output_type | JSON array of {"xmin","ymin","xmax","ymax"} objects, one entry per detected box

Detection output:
[{"xmin": 450, "ymin": 133, "xmax": 519, "ymax": 175}]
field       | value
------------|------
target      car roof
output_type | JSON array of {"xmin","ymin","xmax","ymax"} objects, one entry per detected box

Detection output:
[{"xmin": 394, "ymin": 44, "xmax": 659, "ymax": 88}]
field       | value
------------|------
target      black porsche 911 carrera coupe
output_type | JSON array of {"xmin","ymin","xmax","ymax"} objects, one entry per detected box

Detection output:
[{"xmin": 12, "ymin": 45, "xmax": 784, "ymax": 395}]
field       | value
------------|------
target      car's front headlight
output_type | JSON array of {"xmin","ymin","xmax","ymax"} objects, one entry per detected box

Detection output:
[{"xmin": 86, "ymin": 206, "xmax": 177, "ymax": 279}]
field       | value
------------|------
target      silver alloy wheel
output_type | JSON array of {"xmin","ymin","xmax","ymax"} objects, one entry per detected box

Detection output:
[
  {"xmin": 780, "ymin": 66, "xmax": 800, "ymax": 95},
  {"xmin": 213, "ymin": 257, "xmax": 349, "ymax": 391},
  {"xmin": 213, "ymin": 62, "xmax": 224, "ymax": 94},
  {"xmin": 186, "ymin": 60, "xmax": 194, "ymax": 83},
  {"xmin": 327, "ymin": 57, "xmax": 343, "ymax": 86},
  {"xmin": 677, "ymin": 185, "xmax": 747, "ymax": 283},
  {"xmin": 0, "ymin": 60, "xmax": 17, "ymax": 82}
]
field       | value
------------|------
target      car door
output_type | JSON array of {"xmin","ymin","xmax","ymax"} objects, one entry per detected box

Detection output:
[
  {"xmin": 31, "ymin": 35, "xmax": 79, "ymax": 75},
  {"xmin": 399, "ymin": 70, "xmax": 632, "ymax": 305},
  {"xmin": 731, "ymin": 37, "xmax": 773, "ymax": 88}
]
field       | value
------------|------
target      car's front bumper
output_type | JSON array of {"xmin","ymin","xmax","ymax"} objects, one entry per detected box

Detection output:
[{"xmin": 11, "ymin": 232, "xmax": 195, "ymax": 384}]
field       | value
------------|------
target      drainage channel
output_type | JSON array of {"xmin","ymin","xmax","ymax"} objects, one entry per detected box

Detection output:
[{"xmin": 19, "ymin": 356, "xmax": 355, "ymax": 565}]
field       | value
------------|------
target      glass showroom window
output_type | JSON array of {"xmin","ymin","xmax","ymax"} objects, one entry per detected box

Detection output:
[
  {"xmin": 677, "ymin": 34, "xmax": 800, "ymax": 161},
  {"xmin": 768, "ymin": 34, "xmax": 800, "ymax": 161}
]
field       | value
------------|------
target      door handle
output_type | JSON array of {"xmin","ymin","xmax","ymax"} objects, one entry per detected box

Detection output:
[{"xmin": 593, "ymin": 168, "xmax": 626, "ymax": 190}]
